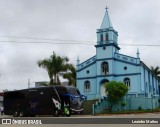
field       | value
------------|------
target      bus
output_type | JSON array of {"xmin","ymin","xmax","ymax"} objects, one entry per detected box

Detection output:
[{"xmin": 3, "ymin": 86, "xmax": 86, "ymax": 117}]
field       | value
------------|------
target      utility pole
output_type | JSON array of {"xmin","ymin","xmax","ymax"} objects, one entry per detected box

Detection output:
[{"xmin": 28, "ymin": 78, "xmax": 30, "ymax": 88}]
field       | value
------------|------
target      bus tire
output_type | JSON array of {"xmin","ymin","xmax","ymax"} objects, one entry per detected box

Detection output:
[
  {"xmin": 30, "ymin": 114, "xmax": 36, "ymax": 117},
  {"xmin": 66, "ymin": 114, "xmax": 71, "ymax": 117},
  {"xmin": 19, "ymin": 111, "xmax": 24, "ymax": 117},
  {"xmin": 54, "ymin": 109, "xmax": 59, "ymax": 117},
  {"xmin": 13, "ymin": 111, "xmax": 19, "ymax": 117},
  {"xmin": 80, "ymin": 111, "xmax": 83, "ymax": 115}
]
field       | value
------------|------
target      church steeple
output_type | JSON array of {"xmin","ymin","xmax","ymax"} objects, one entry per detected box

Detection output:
[
  {"xmin": 95, "ymin": 7, "xmax": 120, "ymax": 59},
  {"xmin": 100, "ymin": 7, "xmax": 113, "ymax": 29},
  {"xmin": 96, "ymin": 7, "xmax": 119, "ymax": 47}
]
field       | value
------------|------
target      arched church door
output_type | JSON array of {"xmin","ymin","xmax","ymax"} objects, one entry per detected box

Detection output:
[{"xmin": 100, "ymin": 79, "xmax": 109, "ymax": 97}]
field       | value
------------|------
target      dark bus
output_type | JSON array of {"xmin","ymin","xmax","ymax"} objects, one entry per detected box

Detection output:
[{"xmin": 3, "ymin": 86, "xmax": 86, "ymax": 117}]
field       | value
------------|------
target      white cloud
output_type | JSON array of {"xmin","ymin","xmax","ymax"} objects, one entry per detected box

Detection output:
[{"xmin": 0, "ymin": 0, "xmax": 160, "ymax": 90}]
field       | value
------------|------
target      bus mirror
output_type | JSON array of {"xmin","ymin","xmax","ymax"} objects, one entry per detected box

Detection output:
[{"xmin": 81, "ymin": 95, "xmax": 87, "ymax": 102}]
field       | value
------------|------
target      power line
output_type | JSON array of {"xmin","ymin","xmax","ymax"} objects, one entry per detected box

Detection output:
[
  {"xmin": 0, "ymin": 41, "xmax": 94, "ymax": 45},
  {"xmin": 119, "ymin": 43, "xmax": 160, "ymax": 47},
  {"xmin": 0, "ymin": 40, "xmax": 160, "ymax": 46},
  {"xmin": 0, "ymin": 36, "xmax": 94, "ymax": 43},
  {"xmin": 0, "ymin": 36, "xmax": 160, "ymax": 47}
]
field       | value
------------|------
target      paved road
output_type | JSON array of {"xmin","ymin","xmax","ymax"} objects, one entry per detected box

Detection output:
[{"xmin": 0, "ymin": 113, "xmax": 160, "ymax": 127}]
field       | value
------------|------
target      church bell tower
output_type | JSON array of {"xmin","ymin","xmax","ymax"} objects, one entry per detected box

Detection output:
[{"xmin": 95, "ymin": 7, "xmax": 120, "ymax": 59}]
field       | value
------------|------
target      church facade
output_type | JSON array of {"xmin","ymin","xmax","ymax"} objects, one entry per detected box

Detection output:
[{"xmin": 76, "ymin": 8, "xmax": 159, "ymax": 100}]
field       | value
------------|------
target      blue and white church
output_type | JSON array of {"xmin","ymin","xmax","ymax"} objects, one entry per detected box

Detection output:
[{"xmin": 76, "ymin": 8, "xmax": 159, "ymax": 100}]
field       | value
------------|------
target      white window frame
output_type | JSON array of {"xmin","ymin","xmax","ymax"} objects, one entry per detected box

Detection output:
[
  {"xmin": 101, "ymin": 62, "xmax": 109, "ymax": 75},
  {"xmin": 124, "ymin": 78, "xmax": 131, "ymax": 90},
  {"xmin": 84, "ymin": 81, "xmax": 90, "ymax": 92}
]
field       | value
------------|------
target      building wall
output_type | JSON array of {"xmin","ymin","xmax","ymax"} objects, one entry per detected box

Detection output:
[
  {"xmin": 77, "ymin": 62, "xmax": 96, "ymax": 79},
  {"xmin": 140, "ymin": 63, "xmax": 160, "ymax": 97}
]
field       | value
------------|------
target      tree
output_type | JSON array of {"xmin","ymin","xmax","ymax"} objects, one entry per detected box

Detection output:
[
  {"xmin": 38, "ymin": 52, "xmax": 70, "ymax": 85},
  {"xmin": 150, "ymin": 66, "xmax": 160, "ymax": 77},
  {"xmin": 151, "ymin": 66, "xmax": 160, "ymax": 95},
  {"xmin": 105, "ymin": 81, "xmax": 128, "ymax": 111},
  {"xmin": 63, "ymin": 64, "xmax": 76, "ymax": 86},
  {"xmin": 51, "ymin": 52, "xmax": 70, "ymax": 85},
  {"xmin": 38, "ymin": 58, "xmax": 54, "ymax": 85}
]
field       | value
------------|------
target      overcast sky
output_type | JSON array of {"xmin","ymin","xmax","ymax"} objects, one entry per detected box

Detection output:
[{"xmin": 0, "ymin": 0, "xmax": 160, "ymax": 91}]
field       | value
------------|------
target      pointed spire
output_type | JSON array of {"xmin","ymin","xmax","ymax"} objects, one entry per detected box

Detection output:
[
  {"xmin": 100, "ymin": 6, "xmax": 113, "ymax": 29},
  {"xmin": 137, "ymin": 48, "xmax": 140, "ymax": 58}
]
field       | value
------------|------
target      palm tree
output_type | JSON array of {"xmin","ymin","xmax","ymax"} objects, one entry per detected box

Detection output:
[
  {"xmin": 38, "ymin": 52, "xmax": 70, "ymax": 85},
  {"xmin": 63, "ymin": 64, "xmax": 76, "ymax": 86},
  {"xmin": 38, "ymin": 58, "xmax": 54, "ymax": 85},
  {"xmin": 51, "ymin": 52, "xmax": 70, "ymax": 85},
  {"xmin": 150, "ymin": 66, "xmax": 160, "ymax": 77}
]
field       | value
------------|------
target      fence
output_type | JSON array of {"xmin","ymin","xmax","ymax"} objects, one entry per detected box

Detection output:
[{"xmin": 92, "ymin": 96, "xmax": 160, "ymax": 114}]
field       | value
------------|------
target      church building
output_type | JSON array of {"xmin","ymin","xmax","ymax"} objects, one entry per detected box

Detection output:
[{"xmin": 76, "ymin": 8, "xmax": 159, "ymax": 100}]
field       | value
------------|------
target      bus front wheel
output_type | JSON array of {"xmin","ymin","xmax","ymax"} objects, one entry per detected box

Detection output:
[{"xmin": 53, "ymin": 109, "xmax": 59, "ymax": 117}]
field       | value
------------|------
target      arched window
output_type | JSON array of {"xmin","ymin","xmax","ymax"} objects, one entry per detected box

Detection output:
[
  {"xmin": 105, "ymin": 33, "xmax": 108, "ymax": 42},
  {"xmin": 124, "ymin": 78, "xmax": 131, "ymax": 89},
  {"xmin": 100, "ymin": 34, "xmax": 103, "ymax": 42},
  {"xmin": 84, "ymin": 81, "xmax": 90, "ymax": 92},
  {"xmin": 101, "ymin": 62, "xmax": 109, "ymax": 75}
]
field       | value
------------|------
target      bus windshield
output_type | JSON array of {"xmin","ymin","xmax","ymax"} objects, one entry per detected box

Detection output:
[{"xmin": 66, "ymin": 87, "xmax": 80, "ymax": 96}]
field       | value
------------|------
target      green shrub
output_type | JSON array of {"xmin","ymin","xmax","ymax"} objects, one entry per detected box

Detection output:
[
  {"xmin": 121, "ymin": 102, "xmax": 126, "ymax": 107},
  {"xmin": 138, "ymin": 106, "xmax": 142, "ymax": 110}
]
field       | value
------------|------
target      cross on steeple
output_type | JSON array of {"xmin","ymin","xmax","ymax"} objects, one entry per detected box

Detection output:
[
  {"xmin": 105, "ymin": 6, "xmax": 108, "ymax": 10},
  {"xmin": 100, "ymin": 5, "xmax": 112, "ymax": 29}
]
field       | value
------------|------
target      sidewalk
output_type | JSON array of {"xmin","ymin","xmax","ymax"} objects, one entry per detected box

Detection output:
[{"xmin": 0, "ymin": 115, "xmax": 11, "ymax": 118}]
